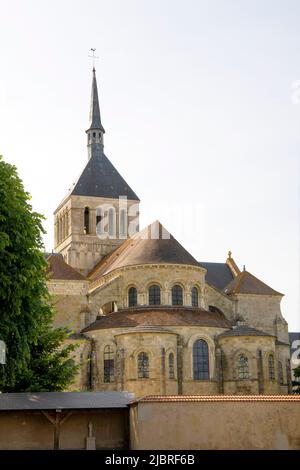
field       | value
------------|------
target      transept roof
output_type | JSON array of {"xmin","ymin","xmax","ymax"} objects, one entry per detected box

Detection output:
[{"xmin": 222, "ymin": 270, "xmax": 283, "ymax": 296}]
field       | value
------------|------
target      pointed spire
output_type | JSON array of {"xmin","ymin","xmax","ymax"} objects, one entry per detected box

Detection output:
[
  {"xmin": 88, "ymin": 68, "xmax": 105, "ymax": 132},
  {"xmin": 86, "ymin": 68, "xmax": 105, "ymax": 159}
]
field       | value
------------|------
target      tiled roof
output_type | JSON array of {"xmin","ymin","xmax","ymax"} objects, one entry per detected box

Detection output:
[
  {"xmin": 131, "ymin": 395, "xmax": 300, "ymax": 404},
  {"xmin": 218, "ymin": 326, "xmax": 274, "ymax": 338},
  {"xmin": 223, "ymin": 271, "xmax": 283, "ymax": 296},
  {"xmin": 199, "ymin": 262, "xmax": 235, "ymax": 290},
  {"xmin": 47, "ymin": 254, "xmax": 86, "ymax": 281},
  {"xmin": 82, "ymin": 306, "xmax": 233, "ymax": 333},
  {"xmin": 88, "ymin": 221, "xmax": 200, "ymax": 281},
  {"xmin": 0, "ymin": 392, "xmax": 134, "ymax": 411},
  {"xmin": 115, "ymin": 325, "xmax": 177, "ymax": 335}
]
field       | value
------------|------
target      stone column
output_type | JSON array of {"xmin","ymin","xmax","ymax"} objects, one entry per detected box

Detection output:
[
  {"xmin": 177, "ymin": 337, "xmax": 183, "ymax": 395},
  {"xmin": 161, "ymin": 347, "xmax": 166, "ymax": 395},
  {"xmin": 257, "ymin": 349, "xmax": 264, "ymax": 394},
  {"xmin": 216, "ymin": 347, "xmax": 224, "ymax": 394}
]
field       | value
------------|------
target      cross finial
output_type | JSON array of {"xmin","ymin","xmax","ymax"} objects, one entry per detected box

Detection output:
[{"xmin": 88, "ymin": 48, "xmax": 99, "ymax": 70}]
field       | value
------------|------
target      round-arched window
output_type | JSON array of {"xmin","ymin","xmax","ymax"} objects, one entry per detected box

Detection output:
[
  {"xmin": 172, "ymin": 285, "xmax": 183, "ymax": 306},
  {"xmin": 149, "ymin": 284, "xmax": 161, "ymax": 305}
]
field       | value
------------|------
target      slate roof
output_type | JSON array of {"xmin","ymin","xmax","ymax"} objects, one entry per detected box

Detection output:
[
  {"xmin": 82, "ymin": 306, "xmax": 233, "ymax": 332},
  {"xmin": 88, "ymin": 221, "xmax": 201, "ymax": 281},
  {"xmin": 199, "ymin": 262, "xmax": 234, "ymax": 290},
  {"xmin": 47, "ymin": 254, "xmax": 86, "ymax": 281},
  {"xmin": 70, "ymin": 149, "xmax": 139, "ymax": 200},
  {"xmin": 218, "ymin": 326, "xmax": 275, "ymax": 338},
  {"xmin": 0, "ymin": 392, "xmax": 134, "ymax": 411},
  {"xmin": 223, "ymin": 270, "xmax": 283, "ymax": 296}
]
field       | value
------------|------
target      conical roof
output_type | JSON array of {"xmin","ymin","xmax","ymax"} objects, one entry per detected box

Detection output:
[
  {"xmin": 88, "ymin": 221, "xmax": 200, "ymax": 280},
  {"xmin": 223, "ymin": 270, "xmax": 283, "ymax": 296}
]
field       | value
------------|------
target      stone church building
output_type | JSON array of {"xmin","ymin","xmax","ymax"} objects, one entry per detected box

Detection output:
[{"xmin": 47, "ymin": 69, "xmax": 292, "ymax": 397}]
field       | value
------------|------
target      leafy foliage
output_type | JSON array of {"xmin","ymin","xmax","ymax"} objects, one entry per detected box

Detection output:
[
  {"xmin": 292, "ymin": 361, "xmax": 300, "ymax": 394},
  {"xmin": 0, "ymin": 155, "xmax": 78, "ymax": 391}
]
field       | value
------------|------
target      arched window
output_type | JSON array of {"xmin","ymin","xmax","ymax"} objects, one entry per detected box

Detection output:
[
  {"xmin": 278, "ymin": 361, "xmax": 284, "ymax": 385},
  {"xmin": 191, "ymin": 286, "xmax": 199, "ymax": 307},
  {"xmin": 169, "ymin": 352, "xmax": 175, "ymax": 379},
  {"xmin": 128, "ymin": 287, "xmax": 137, "ymax": 307},
  {"xmin": 237, "ymin": 354, "xmax": 249, "ymax": 379},
  {"xmin": 268, "ymin": 354, "xmax": 275, "ymax": 381},
  {"xmin": 108, "ymin": 208, "xmax": 116, "ymax": 237},
  {"xmin": 149, "ymin": 284, "xmax": 161, "ymax": 305},
  {"xmin": 96, "ymin": 207, "xmax": 102, "ymax": 232},
  {"xmin": 84, "ymin": 207, "xmax": 90, "ymax": 234},
  {"xmin": 119, "ymin": 209, "xmax": 127, "ymax": 238},
  {"xmin": 172, "ymin": 285, "xmax": 183, "ymax": 306},
  {"xmin": 104, "ymin": 345, "xmax": 114, "ymax": 383},
  {"xmin": 137, "ymin": 352, "xmax": 149, "ymax": 378},
  {"xmin": 193, "ymin": 340, "xmax": 209, "ymax": 380}
]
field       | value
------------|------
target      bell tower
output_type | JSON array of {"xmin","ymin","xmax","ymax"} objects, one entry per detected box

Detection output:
[{"xmin": 53, "ymin": 68, "xmax": 140, "ymax": 274}]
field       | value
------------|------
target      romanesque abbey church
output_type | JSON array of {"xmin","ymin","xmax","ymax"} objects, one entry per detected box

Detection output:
[{"xmin": 47, "ymin": 68, "xmax": 292, "ymax": 397}]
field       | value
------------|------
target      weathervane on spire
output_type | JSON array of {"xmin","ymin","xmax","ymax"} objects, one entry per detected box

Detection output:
[{"xmin": 88, "ymin": 48, "xmax": 99, "ymax": 70}]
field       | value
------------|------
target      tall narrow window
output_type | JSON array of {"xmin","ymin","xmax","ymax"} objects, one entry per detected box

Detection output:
[
  {"xmin": 96, "ymin": 208, "xmax": 102, "ymax": 232},
  {"xmin": 193, "ymin": 340, "xmax": 209, "ymax": 380},
  {"xmin": 149, "ymin": 284, "xmax": 161, "ymax": 305},
  {"xmin": 191, "ymin": 286, "xmax": 199, "ymax": 307},
  {"xmin": 172, "ymin": 285, "xmax": 183, "ymax": 306},
  {"xmin": 268, "ymin": 354, "xmax": 275, "ymax": 381},
  {"xmin": 84, "ymin": 207, "xmax": 90, "ymax": 234},
  {"xmin": 169, "ymin": 352, "xmax": 175, "ymax": 379},
  {"xmin": 278, "ymin": 361, "xmax": 284, "ymax": 385},
  {"xmin": 237, "ymin": 354, "xmax": 249, "ymax": 379},
  {"xmin": 138, "ymin": 352, "xmax": 149, "ymax": 378},
  {"xmin": 120, "ymin": 209, "xmax": 127, "ymax": 238},
  {"xmin": 104, "ymin": 345, "xmax": 114, "ymax": 383},
  {"xmin": 128, "ymin": 287, "xmax": 137, "ymax": 307},
  {"xmin": 108, "ymin": 208, "xmax": 116, "ymax": 237}
]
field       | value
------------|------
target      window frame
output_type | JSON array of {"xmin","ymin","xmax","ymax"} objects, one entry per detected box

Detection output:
[
  {"xmin": 191, "ymin": 286, "xmax": 199, "ymax": 307},
  {"xmin": 193, "ymin": 339, "xmax": 209, "ymax": 380},
  {"xmin": 103, "ymin": 345, "xmax": 115, "ymax": 383},
  {"xmin": 149, "ymin": 284, "xmax": 161, "ymax": 305},
  {"xmin": 169, "ymin": 352, "xmax": 175, "ymax": 379},
  {"xmin": 172, "ymin": 284, "xmax": 183, "ymax": 306},
  {"xmin": 137, "ymin": 352, "xmax": 149, "ymax": 379},
  {"xmin": 236, "ymin": 354, "xmax": 249, "ymax": 380},
  {"xmin": 128, "ymin": 286, "xmax": 137, "ymax": 307},
  {"xmin": 268, "ymin": 354, "xmax": 275, "ymax": 381}
]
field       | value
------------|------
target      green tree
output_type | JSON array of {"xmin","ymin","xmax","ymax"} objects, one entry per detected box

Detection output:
[
  {"xmin": 292, "ymin": 362, "xmax": 300, "ymax": 394},
  {"xmin": 0, "ymin": 155, "xmax": 78, "ymax": 391}
]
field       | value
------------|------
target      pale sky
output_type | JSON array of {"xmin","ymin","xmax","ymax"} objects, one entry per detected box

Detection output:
[{"xmin": 0, "ymin": 0, "xmax": 299, "ymax": 331}]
